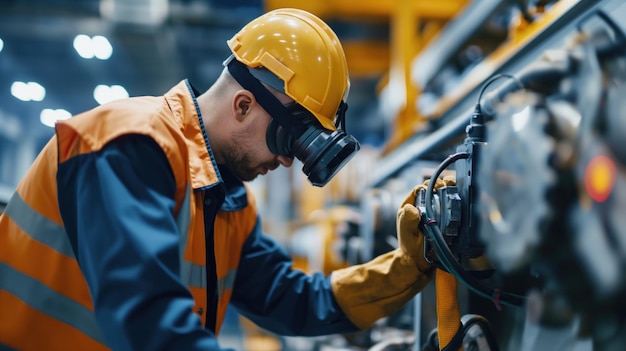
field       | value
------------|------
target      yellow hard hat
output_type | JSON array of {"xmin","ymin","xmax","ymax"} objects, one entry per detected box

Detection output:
[{"xmin": 227, "ymin": 8, "xmax": 350, "ymax": 131}]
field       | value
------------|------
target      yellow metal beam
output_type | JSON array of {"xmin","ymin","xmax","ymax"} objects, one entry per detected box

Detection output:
[
  {"xmin": 342, "ymin": 41, "xmax": 390, "ymax": 78},
  {"xmin": 265, "ymin": 0, "xmax": 467, "ymax": 19},
  {"xmin": 387, "ymin": 0, "xmax": 423, "ymax": 150},
  {"xmin": 264, "ymin": 0, "xmax": 469, "ymax": 153},
  {"xmin": 428, "ymin": 0, "xmax": 581, "ymax": 119}
]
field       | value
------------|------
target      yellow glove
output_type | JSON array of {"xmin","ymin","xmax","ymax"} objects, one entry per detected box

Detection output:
[
  {"xmin": 397, "ymin": 176, "xmax": 456, "ymax": 269},
  {"xmin": 331, "ymin": 176, "xmax": 455, "ymax": 330}
]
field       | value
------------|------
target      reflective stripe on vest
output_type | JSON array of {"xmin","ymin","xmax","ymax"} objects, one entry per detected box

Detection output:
[
  {"xmin": 0, "ymin": 262, "xmax": 104, "ymax": 344},
  {"xmin": 176, "ymin": 186, "xmax": 237, "ymax": 297},
  {"xmin": 5, "ymin": 192, "xmax": 74, "ymax": 258},
  {"xmin": 217, "ymin": 269, "xmax": 237, "ymax": 299},
  {"xmin": 1, "ymin": 184, "xmax": 203, "ymax": 343},
  {"xmin": 176, "ymin": 184, "xmax": 207, "ymax": 290},
  {"xmin": 1, "ymin": 193, "xmax": 105, "ymax": 344}
]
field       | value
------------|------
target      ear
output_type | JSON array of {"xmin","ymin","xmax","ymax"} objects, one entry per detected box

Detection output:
[{"xmin": 232, "ymin": 90, "xmax": 254, "ymax": 122}]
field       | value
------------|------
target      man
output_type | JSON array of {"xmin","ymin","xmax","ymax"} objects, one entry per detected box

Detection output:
[{"xmin": 0, "ymin": 8, "xmax": 439, "ymax": 351}]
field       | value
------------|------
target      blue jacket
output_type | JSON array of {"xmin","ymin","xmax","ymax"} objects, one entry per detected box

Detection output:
[{"xmin": 0, "ymin": 80, "xmax": 357, "ymax": 351}]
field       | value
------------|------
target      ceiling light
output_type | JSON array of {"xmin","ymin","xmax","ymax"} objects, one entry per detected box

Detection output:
[
  {"xmin": 92, "ymin": 35, "xmax": 113, "ymax": 60},
  {"xmin": 40, "ymin": 108, "xmax": 72, "ymax": 128},
  {"xmin": 0, "ymin": 38, "xmax": 4, "ymax": 53},
  {"xmin": 11, "ymin": 81, "xmax": 46, "ymax": 102},
  {"xmin": 94, "ymin": 84, "xmax": 129, "ymax": 105},
  {"xmin": 74, "ymin": 34, "xmax": 113, "ymax": 60},
  {"xmin": 74, "ymin": 34, "xmax": 94, "ymax": 59}
]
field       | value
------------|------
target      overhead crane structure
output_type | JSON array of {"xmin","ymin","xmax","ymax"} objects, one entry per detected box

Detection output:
[
  {"xmin": 372, "ymin": 0, "xmax": 599, "ymax": 186},
  {"xmin": 267, "ymin": 0, "xmax": 471, "ymax": 150}
]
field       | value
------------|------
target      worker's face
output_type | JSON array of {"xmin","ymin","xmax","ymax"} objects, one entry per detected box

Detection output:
[{"xmin": 224, "ymin": 91, "xmax": 293, "ymax": 181}]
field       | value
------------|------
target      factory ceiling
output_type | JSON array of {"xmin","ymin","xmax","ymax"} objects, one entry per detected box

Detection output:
[{"xmin": 0, "ymin": 0, "xmax": 387, "ymax": 157}]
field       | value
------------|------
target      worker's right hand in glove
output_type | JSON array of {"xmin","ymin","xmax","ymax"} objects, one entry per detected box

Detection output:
[
  {"xmin": 330, "ymin": 176, "xmax": 456, "ymax": 330},
  {"xmin": 397, "ymin": 176, "xmax": 456, "ymax": 271}
]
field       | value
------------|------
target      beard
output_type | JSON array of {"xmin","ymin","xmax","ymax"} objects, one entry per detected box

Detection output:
[
  {"xmin": 223, "ymin": 142, "xmax": 259, "ymax": 181},
  {"xmin": 222, "ymin": 133, "xmax": 279, "ymax": 182}
]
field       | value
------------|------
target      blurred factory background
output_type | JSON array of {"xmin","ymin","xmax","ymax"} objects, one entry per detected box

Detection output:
[
  {"xmin": 3, "ymin": 0, "xmax": 626, "ymax": 350},
  {"xmin": 0, "ymin": 0, "xmax": 391, "ymax": 200},
  {"xmin": 0, "ymin": 0, "xmax": 496, "ymax": 201}
]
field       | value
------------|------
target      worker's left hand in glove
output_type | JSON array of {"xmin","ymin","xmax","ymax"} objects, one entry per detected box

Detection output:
[{"xmin": 330, "ymin": 176, "xmax": 455, "ymax": 330}]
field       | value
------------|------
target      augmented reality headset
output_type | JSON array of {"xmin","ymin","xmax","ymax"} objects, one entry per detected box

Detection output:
[{"xmin": 224, "ymin": 55, "xmax": 360, "ymax": 187}]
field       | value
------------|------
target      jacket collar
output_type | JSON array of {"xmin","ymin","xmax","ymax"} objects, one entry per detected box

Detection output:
[{"xmin": 165, "ymin": 79, "xmax": 248, "ymax": 211}]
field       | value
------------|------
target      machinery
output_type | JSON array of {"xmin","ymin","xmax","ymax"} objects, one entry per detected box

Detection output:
[
  {"xmin": 253, "ymin": 1, "xmax": 626, "ymax": 350},
  {"xmin": 365, "ymin": 0, "xmax": 626, "ymax": 350}
]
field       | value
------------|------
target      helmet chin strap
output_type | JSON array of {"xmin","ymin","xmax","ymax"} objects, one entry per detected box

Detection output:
[{"xmin": 335, "ymin": 100, "xmax": 348, "ymax": 131}]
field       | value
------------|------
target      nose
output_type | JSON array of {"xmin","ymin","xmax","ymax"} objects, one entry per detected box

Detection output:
[{"xmin": 277, "ymin": 155, "xmax": 293, "ymax": 167}]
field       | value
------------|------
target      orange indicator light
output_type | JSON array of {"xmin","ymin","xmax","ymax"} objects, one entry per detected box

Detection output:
[{"xmin": 584, "ymin": 155, "xmax": 616, "ymax": 203}]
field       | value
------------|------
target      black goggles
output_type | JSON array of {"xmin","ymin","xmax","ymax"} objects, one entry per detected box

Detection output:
[{"xmin": 224, "ymin": 55, "xmax": 360, "ymax": 187}]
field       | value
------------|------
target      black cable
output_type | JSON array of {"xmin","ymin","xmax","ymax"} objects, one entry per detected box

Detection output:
[
  {"xmin": 515, "ymin": 0, "xmax": 536, "ymax": 26},
  {"xmin": 423, "ymin": 156, "xmax": 526, "ymax": 307},
  {"xmin": 425, "ymin": 103, "xmax": 524, "ymax": 306},
  {"xmin": 423, "ymin": 152, "xmax": 469, "ymax": 276},
  {"xmin": 419, "ymin": 73, "xmax": 528, "ymax": 308},
  {"xmin": 477, "ymin": 73, "xmax": 525, "ymax": 108}
]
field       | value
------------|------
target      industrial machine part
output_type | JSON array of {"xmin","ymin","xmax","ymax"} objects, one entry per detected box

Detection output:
[
  {"xmin": 422, "ymin": 314, "xmax": 500, "ymax": 351},
  {"xmin": 327, "ymin": 1, "xmax": 626, "ymax": 350},
  {"xmin": 426, "ymin": 10, "xmax": 626, "ymax": 350},
  {"xmin": 478, "ymin": 91, "xmax": 576, "ymax": 273},
  {"xmin": 417, "ymin": 73, "xmax": 529, "ymax": 310}
]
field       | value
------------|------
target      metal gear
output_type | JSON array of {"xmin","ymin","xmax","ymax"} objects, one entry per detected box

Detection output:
[{"xmin": 478, "ymin": 91, "xmax": 563, "ymax": 273}]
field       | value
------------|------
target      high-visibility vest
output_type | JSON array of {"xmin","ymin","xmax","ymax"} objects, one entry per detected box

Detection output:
[{"xmin": 0, "ymin": 80, "xmax": 257, "ymax": 350}]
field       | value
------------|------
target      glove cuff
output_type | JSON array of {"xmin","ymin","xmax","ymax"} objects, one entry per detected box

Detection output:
[{"xmin": 330, "ymin": 248, "xmax": 434, "ymax": 329}]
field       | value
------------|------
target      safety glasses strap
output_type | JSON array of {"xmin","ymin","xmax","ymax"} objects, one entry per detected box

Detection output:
[{"xmin": 224, "ymin": 55, "xmax": 307, "ymax": 136}]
